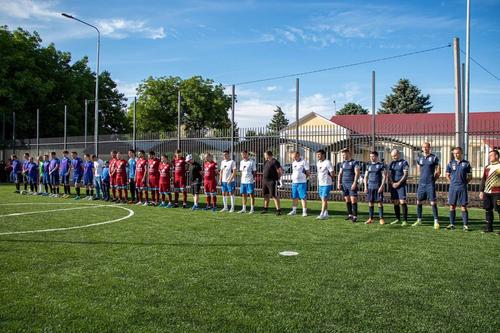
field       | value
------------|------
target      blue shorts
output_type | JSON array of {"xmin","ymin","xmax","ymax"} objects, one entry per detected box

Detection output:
[
  {"xmin": 417, "ymin": 183, "xmax": 436, "ymax": 202},
  {"xmin": 28, "ymin": 175, "xmax": 37, "ymax": 185},
  {"xmin": 60, "ymin": 173, "xmax": 70, "ymax": 185},
  {"xmin": 367, "ymin": 188, "xmax": 383, "ymax": 203},
  {"xmin": 83, "ymin": 175, "xmax": 93, "ymax": 186},
  {"xmin": 221, "ymin": 181, "xmax": 236, "ymax": 193},
  {"xmin": 240, "ymin": 183, "xmax": 254, "ymax": 195},
  {"xmin": 341, "ymin": 182, "xmax": 358, "ymax": 197},
  {"xmin": 73, "ymin": 174, "xmax": 83, "ymax": 185},
  {"xmin": 318, "ymin": 185, "xmax": 332, "ymax": 200},
  {"xmin": 13, "ymin": 172, "xmax": 22, "ymax": 184},
  {"xmin": 390, "ymin": 185, "xmax": 407, "ymax": 200},
  {"xmin": 292, "ymin": 183, "xmax": 307, "ymax": 200},
  {"xmin": 50, "ymin": 173, "xmax": 60, "ymax": 185},
  {"xmin": 448, "ymin": 187, "xmax": 468, "ymax": 206},
  {"xmin": 42, "ymin": 173, "xmax": 50, "ymax": 185}
]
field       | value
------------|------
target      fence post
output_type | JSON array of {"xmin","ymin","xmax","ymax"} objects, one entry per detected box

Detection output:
[
  {"xmin": 231, "ymin": 84, "xmax": 235, "ymax": 158},
  {"xmin": 36, "ymin": 108, "xmax": 40, "ymax": 156},
  {"xmin": 371, "ymin": 70, "xmax": 376, "ymax": 151},
  {"xmin": 461, "ymin": 62, "xmax": 465, "ymax": 150},
  {"xmin": 133, "ymin": 96, "xmax": 137, "ymax": 152},
  {"xmin": 177, "ymin": 90, "xmax": 181, "ymax": 150},
  {"xmin": 84, "ymin": 99, "xmax": 88, "ymax": 150},
  {"xmin": 295, "ymin": 78, "xmax": 299, "ymax": 151},
  {"xmin": 64, "ymin": 105, "xmax": 67, "ymax": 150}
]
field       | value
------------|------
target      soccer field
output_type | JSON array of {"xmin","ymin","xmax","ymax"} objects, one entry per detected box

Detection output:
[{"xmin": 0, "ymin": 185, "xmax": 498, "ymax": 333}]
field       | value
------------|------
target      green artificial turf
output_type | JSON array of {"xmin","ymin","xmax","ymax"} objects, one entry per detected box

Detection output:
[{"xmin": 0, "ymin": 185, "xmax": 498, "ymax": 333}]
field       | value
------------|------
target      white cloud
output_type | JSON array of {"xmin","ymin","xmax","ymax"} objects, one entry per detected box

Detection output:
[
  {"xmin": 265, "ymin": 86, "xmax": 279, "ymax": 91},
  {"xmin": 115, "ymin": 81, "xmax": 139, "ymax": 99},
  {"xmin": 0, "ymin": 0, "xmax": 61, "ymax": 20},
  {"xmin": 96, "ymin": 18, "xmax": 166, "ymax": 40}
]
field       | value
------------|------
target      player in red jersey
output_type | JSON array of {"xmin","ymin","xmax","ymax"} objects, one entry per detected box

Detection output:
[
  {"xmin": 135, "ymin": 150, "xmax": 149, "ymax": 205},
  {"xmin": 203, "ymin": 152, "xmax": 218, "ymax": 211},
  {"xmin": 114, "ymin": 152, "xmax": 129, "ymax": 203},
  {"xmin": 148, "ymin": 151, "xmax": 161, "ymax": 205},
  {"xmin": 173, "ymin": 149, "xmax": 188, "ymax": 208},
  {"xmin": 109, "ymin": 150, "xmax": 118, "ymax": 201},
  {"xmin": 159, "ymin": 154, "xmax": 173, "ymax": 207}
]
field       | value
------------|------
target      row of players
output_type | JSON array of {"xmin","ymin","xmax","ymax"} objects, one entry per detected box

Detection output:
[{"xmin": 9, "ymin": 143, "xmax": 500, "ymax": 232}]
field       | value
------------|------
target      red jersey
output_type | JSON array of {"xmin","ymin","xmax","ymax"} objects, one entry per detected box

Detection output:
[
  {"xmin": 174, "ymin": 157, "xmax": 186, "ymax": 179},
  {"xmin": 204, "ymin": 161, "xmax": 217, "ymax": 182},
  {"xmin": 159, "ymin": 162, "xmax": 171, "ymax": 184},
  {"xmin": 136, "ymin": 158, "xmax": 147, "ymax": 176},
  {"xmin": 115, "ymin": 159, "xmax": 128, "ymax": 177},
  {"xmin": 109, "ymin": 158, "xmax": 117, "ymax": 175},
  {"xmin": 148, "ymin": 158, "xmax": 160, "ymax": 178}
]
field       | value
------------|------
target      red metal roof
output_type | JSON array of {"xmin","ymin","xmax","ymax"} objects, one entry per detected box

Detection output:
[{"xmin": 330, "ymin": 112, "xmax": 500, "ymax": 135}]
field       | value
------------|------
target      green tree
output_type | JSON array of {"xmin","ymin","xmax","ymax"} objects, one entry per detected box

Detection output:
[
  {"xmin": 130, "ymin": 75, "xmax": 232, "ymax": 134},
  {"xmin": 266, "ymin": 106, "xmax": 289, "ymax": 133},
  {"xmin": 336, "ymin": 103, "xmax": 368, "ymax": 115},
  {"xmin": 379, "ymin": 79, "xmax": 432, "ymax": 114}
]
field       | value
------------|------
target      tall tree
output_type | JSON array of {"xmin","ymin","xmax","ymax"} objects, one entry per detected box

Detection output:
[
  {"xmin": 266, "ymin": 106, "xmax": 289, "ymax": 133},
  {"xmin": 129, "ymin": 75, "xmax": 232, "ymax": 134},
  {"xmin": 379, "ymin": 78, "xmax": 432, "ymax": 114},
  {"xmin": 336, "ymin": 103, "xmax": 368, "ymax": 115}
]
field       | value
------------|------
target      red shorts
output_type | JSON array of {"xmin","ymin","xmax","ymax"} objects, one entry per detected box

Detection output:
[
  {"xmin": 204, "ymin": 179, "xmax": 217, "ymax": 194},
  {"xmin": 149, "ymin": 176, "xmax": 159, "ymax": 190},
  {"xmin": 115, "ymin": 174, "xmax": 128, "ymax": 188},
  {"xmin": 110, "ymin": 174, "xmax": 116, "ymax": 187},
  {"xmin": 136, "ymin": 173, "xmax": 146, "ymax": 189},
  {"xmin": 159, "ymin": 181, "xmax": 171, "ymax": 194},
  {"xmin": 174, "ymin": 177, "xmax": 186, "ymax": 191}
]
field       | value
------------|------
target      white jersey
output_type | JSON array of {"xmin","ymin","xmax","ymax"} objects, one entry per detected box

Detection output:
[
  {"xmin": 240, "ymin": 159, "xmax": 256, "ymax": 184},
  {"xmin": 220, "ymin": 159, "xmax": 236, "ymax": 183},
  {"xmin": 93, "ymin": 159, "xmax": 104, "ymax": 177},
  {"xmin": 292, "ymin": 158, "xmax": 309, "ymax": 183},
  {"xmin": 317, "ymin": 159, "xmax": 334, "ymax": 186}
]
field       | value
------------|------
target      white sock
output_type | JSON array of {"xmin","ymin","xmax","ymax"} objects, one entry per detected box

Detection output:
[
  {"xmin": 250, "ymin": 205, "xmax": 254, "ymax": 211},
  {"xmin": 292, "ymin": 206, "xmax": 297, "ymax": 211},
  {"xmin": 222, "ymin": 196, "xmax": 227, "ymax": 208},
  {"xmin": 303, "ymin": 208, "xmax": 307, "ymax": 214},
  {"xmin": 230, "ymin": 195, "xmax": 235, "ymax": 209},
  {"xmin": 241, "ymin": 204, "xmax": 246, "ymax": 211}
]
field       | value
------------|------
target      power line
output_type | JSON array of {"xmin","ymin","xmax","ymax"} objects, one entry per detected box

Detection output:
[
  {"xmin": 460, "ymin": 49, "xmax": 500, "ymax": 82},
  {"xmin": 227, "ymin": 44, "xmax": 451, "ymax": 87}
]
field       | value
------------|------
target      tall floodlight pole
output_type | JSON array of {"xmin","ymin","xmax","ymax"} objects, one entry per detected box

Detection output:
[
  {"xmin": 295, "ymin": 78, "xmax": 300, "ymax": 150},
  {"xmin": 453, "ymin": 37, "xmax": 462, "ymax": 148},
  {"xmin": 62, "ymin": 13, "xmax": 100, "ymax": 155},
  {"xmin": 464, "ymin": 0, "xmax": 471, "ymax": 160},
  {"xmin": 231, "ymin": 85, "xmax": 235, "ymax": 158},
  {"xmin": 371, "ymin": 71, "xmax": 376, "ymax": 152}
]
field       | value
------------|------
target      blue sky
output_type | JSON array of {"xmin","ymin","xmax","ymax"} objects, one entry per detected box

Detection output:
[{"xmin": 1, "ymin": 0, "xmax": 499, "ymax": 127}]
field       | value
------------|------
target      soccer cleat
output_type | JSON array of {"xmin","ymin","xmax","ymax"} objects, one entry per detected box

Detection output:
[
  {"xmin": 191, "ymin": 205, "xmax": 199, "ymax": 210},
  {"xmin": 229, "ymin": 208, "xmax": 234, "ymax": 213},
  {"xmin": 446, "ymin": 224, "xmax": 456, "ymax": 230},
  {"xmin": 316, "ymin": 214, "xmax": 327, "ymax": 220},
  {"xmin": 364, "ymin": 219, "xmax": 373, "ymax": 224},
  {"xmin": 166, "ymin": 203, "xmax": 173, "ymax": 208},
  {"xmin": 248, "ymin": 209, "xmax": 254, "ymax": 214},
  {"xmin": 204, "ymin": 206, "xmax": 211, "ymax": 210},
  {"xmin": 183, "ymin": 204, "xmax": 188, "ymax": 209},
  {"xmin": 260, "ymin": 209, "xmax": 268, "ymax": 214},
  {"xmin": 412, "ymin": 220, "xmax": 422, "ymax": 227},
  {"xmin": 434, "ymin": 222, "xmax": 440, "ymax": 230},
  {"xmin": 237, "ymin": 209, "xmax": 246, "ymax": 214},
  {"xmin": 390, "ymin": 219, "xmax": 400, "ymax": 225},
  {"xmin": 211, "ymin": 207, "xmax": 217, "ymax": 212},
  {"xmin": 220, "ymin": 207, "xmax": 228, "ymax": 212},
  {"xmin": 158, "ymin": 202, "xmax": 165, "ymax": 207},
  {"xmin": 302, "ymin": 212, "xmax": 308, "ymax": 217},
  {"xmin": 401, "ymin": 221, "xmax": 408, "ymax": 227},
  {"xmin": 173, "ymin": 203, "xmax": 179, "ymax": 208},
  {"xmin": 136, "ymin": 201, "xmax": 143, "ymax": 205},
  {"xmin": 287, "ymin": 210, "xmax": 297, "ymax": 216},
  {"xmin": 463, "ymin": 225, "xmax": 469, "ymax": 231},
  {"xmin": 379, "ymin": 218, "xmax": 385, "ymax": 225},
  {"xmin": 142, "ymin": 202, "xmax": 148, "ymax": 206},
  {"xmin": 276, "ymin": 210, "xmax": 282, "ymax": 216},
  {"xmin": 74, "ymin": 196, "xmax": 80, "ymax": 200}
]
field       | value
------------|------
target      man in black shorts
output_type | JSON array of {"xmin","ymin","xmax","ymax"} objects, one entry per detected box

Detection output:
[
  {"xmin": 261, "ymin": 150, "xmax": 283, "ymax": 215},
  {"xmin": 187, "ymin": 154, "xmax": 203, "ymax": 210}
]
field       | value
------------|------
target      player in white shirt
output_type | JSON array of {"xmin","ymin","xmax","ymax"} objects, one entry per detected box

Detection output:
[
  {"xmin": 316, "ymin": 149, "xmax": 335, "ymax": 220},
  {"xmin": 238, "ymin": 150, "xmax": 257, "ymax": 214},
  {"xmin": 219, "ymin": 150, "xmax": 237, "ymax": 212},
  {"xmin": 288, "ymin": 151, "xmax": 310, "ymax": 217},
  {"xmin": 92, "ymin": 154, "xmax": 104, "ymax": 200}
]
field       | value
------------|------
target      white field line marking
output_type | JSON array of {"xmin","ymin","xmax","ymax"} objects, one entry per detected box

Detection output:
[
  {"xmin": 0, "ymin": 203, "xmax": 134, "ymax": 236},
  {"xmin": 0, "ymin": 205, "xmax": 107, "ymax": 218}
]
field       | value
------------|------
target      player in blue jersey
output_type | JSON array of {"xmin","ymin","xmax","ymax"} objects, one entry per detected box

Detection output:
[
  {"xmin": 128, "ymin": 149, "xmax": 137, "ymax": 203},
  {"xmin": 48, "ymin": 152, "xmax": 60, "ymax": 196},
  {"xmin": 414, "ymin": 142, "xmax": 441, "ymax": 229},
  {"xmin": 388, "ymin": 149, "xmax": 410, "ymax": 226},
  {"xmin": 446, "ymin": 147, "xmax": 472, "ymax": 231},
  {"xmin": 70, "ymin": 151, "xmax": 84, "ymax": 200},
  {"xmin": 22, "ymin": 152, "xmax": 30, "ymax": 192},
  {"xmin": 83, "ymin": 154, "xmax": 94, "ymax": 200},
  {"xmin": 337, "ymin": 149, "xmax": 361, "ymax": 223},
  {"xmin": 59, "ymin": 150, "xmax": 72, "ymax": 197},
  {"xmin": 42, "ymin": 154, "xmax": 51, "ymax": 195},
  {"xmin": 26, "ymin": 156, "xmax": 39, "ymax": 193},
  {"xmin": 11, "ymin": 154, "xmax": 22, "ymax": 193},
  {"xmin": 364, "ymin": 151, "xmax": 387, "ymax": 225}
]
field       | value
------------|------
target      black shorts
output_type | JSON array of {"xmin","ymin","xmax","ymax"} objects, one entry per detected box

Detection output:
[
  {"xmin": 483, "ymin": 193, "xmax": 500, "ymax": 212},
  {"xmin": 262, "ymin": 180, "xmax": 278, "ymax": 198},
  {"xmin": 191, "ymin": 182, "xmax": 202, "ymax": 195}
]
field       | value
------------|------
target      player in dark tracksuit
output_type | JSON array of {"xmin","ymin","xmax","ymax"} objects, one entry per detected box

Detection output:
[
  {"xmin": 446, "ymin": 147, "xmax": 472, "ymax": 231},
  {"xmin": 364, "ymin": 151, "xmax": 387, "ymax": 225},
  {"xmin": 337, "ymin": 149, "xmax": 361, "ymax": 223},
  {"xmin": 479, "ymin": 149, "xmax": 500, "ymax": 234},
  {"xmin": 414, "ymin": 142, "xmax": 441, "ymax": 229},
  {"xmin": 388, "ymin": 149, "xmax": 410, "ymax": 226}
]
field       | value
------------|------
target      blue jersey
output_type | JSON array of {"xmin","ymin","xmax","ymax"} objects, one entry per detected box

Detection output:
[
  {"xmin": 60, "ymin": 157, "xmax": 71, "ymax": 175},
  {"xmin": 49, "ymin": 158, "xmax": 60, "ymax": 174},
  {"xmin": 447, "ymin": 159, "xmax": 471, "ymax": 188},
  {"xmin": 367, "ymin": 162, "xmax": 386, "ymax": 189},
  {"xmin": 27, "ymin": 162, "xmax": 38, "ymax": 179},
  {"xmin": 22, "ymin": 160, "xmax": 29, "ymax": 173},
  {"xmin": 341, "ymin": 159, "xmax": 360, "ymax": 184},
  {"xmin": 83, "ymin": 161, "xmax": 94, "ymax": 178},
  {"xmin": 43, "ymin": 160, "xmax": 50, "ymax": 175},
  {"xmin": 12, "ymin": 159, "xmax": 21, "ymax": 173},
  {"xmin": 389, "ymin": 159, "xmax": 409, "ymax": 183},
  {"xmin": 128, "ymin": 158, "xmax": 136, "ymax": 179},
  {"xmin": 71, "ymin": 157, "xmax": 84, "ymax": 176},
  {"xmin": 101, "ymin": 167, "xmax": 110, "ymax": 181},
  {"xmin": 417, "ymin": 154, "xmax": 439, "ymax": 185}
]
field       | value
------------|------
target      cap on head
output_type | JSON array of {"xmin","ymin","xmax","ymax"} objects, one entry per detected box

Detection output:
[{"xmin": 186, "ymin": 154, "xmax": 193, "ymax": 162}]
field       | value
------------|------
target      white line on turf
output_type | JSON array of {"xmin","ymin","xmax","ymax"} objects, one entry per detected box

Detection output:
[
  {"xmin": 0, "ymin": 205, "xmax": 108, "ymax": 218},
  {"xmin": 0, "ymin": 203, "xmax": 135, "ymax": 236}
]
